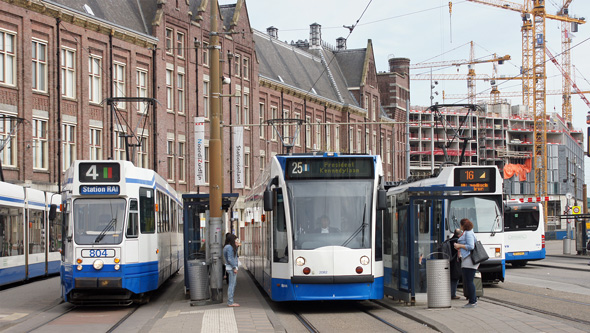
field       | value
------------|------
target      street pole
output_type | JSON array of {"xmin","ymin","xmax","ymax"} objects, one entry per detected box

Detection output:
[{"xmin": 208, "ymin": 0, "xmax": 224, "ymax": 303}]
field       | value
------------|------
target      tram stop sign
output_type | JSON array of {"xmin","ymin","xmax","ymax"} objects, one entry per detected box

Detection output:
[{"xmin": 572, "ymin": 206, "xmax": 581, "ymax": 214}]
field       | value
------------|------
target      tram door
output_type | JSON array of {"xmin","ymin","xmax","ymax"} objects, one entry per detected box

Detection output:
[{"xmin": 384, "ymin": 194, "xmax": 444, "ymax": 302}]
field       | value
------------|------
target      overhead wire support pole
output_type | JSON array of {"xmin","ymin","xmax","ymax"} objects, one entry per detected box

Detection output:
[{"xmin": 208, "ymin": 0, "xmax": 224, "ymax": 304}]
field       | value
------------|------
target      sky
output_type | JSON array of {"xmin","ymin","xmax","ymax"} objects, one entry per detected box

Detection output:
[{"xmin": 219, "ymin": 0, "xmax": 590, "ymax": 187}]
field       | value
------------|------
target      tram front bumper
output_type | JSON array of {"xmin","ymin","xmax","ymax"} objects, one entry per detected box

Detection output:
[{"xmin": 75, "ymin": 277, "xmax": 122, "ymax": 288}]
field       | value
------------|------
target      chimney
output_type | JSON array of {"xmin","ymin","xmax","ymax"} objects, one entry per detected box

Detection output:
[
  {"xmin": 336, "ymin": 37, "xmax": 346, "ymax": 50},
  {"xmin": 388, "ymin": 57, "xmax": 410, "ymax": 75},
  {"xmin": 267, "ymin": 26, "xmax": 278, "ymax": 39},
  {"xmin": 310, "ymin": 23, "xmax": 321, "ymax": 49}
]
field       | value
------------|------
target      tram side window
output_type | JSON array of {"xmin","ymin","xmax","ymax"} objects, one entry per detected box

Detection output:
[
  {"xmin": 29, "ymin": 209, "xmax": 44, "ymax": 254},
  {"xmin": 140, "ymin": 188, "xmax": 155, "ymax": 233},
  {"xmin": 273, "ymin": 190, "xmax": 288, "ymax": 262},
  {"xmin": 127, "ymin": 199, "xmax": 139, "ymax": 238},
  {"xmin": 1, "ymin": 207, "xmax": 24, "ymax": 257},
  {"xmin": 49, "ymin": 210, "xmax": 62, "ymax": 252}
]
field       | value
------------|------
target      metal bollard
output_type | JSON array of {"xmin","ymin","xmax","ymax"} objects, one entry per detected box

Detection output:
[{"xmin": 563, "ymin": 237, "xmax": 571, "ymax": 255}]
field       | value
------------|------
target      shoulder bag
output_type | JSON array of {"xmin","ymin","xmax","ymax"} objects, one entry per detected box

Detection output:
[{"xmin": 471, "ymin": 239, "xmax": 489, "ymax": 264}]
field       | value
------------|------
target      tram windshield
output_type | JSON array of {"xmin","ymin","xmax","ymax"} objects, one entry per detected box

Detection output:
[
  {"xmin": 448, "ymin": 196, "xmax": 503, "ymax": 233},
  {"xmin": 287, "ymin": 180, "xmax": 373, "ymax": 250},
  {"xmin": 73, "ymin": 198, "xmax": 127, "ymax": 245}
]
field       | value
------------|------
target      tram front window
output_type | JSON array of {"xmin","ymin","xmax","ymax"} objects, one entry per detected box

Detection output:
[
  {"xmin": 287, "ymin": 180, "xmax": 373, "ymax": 250},
  {"xmin": 448, "ymin": 197, "xmax": 502, "ymax": 233},
  {"xmin": 73, "ymin": 198, "xmax": 127, "ymax": 245}
]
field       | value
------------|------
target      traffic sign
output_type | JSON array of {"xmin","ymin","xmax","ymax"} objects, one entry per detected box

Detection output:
[{"xmin": 572, "ymin": 206, "xmax": 581, "ymax": 214}]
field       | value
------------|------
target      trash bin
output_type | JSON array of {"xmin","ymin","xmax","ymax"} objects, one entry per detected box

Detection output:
[
  {"xmin": 188, "ymin": 258, "xmax": 209, "ymax": 301},
  {"xmin": 426, "ymin": 258, "xmax": 451, "ymax": 308},
  {"xmin": 563, "ymin": 236, "xmax": 571, "ymax": 255}
]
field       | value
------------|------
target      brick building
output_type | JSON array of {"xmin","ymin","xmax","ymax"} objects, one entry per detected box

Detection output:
[{"xmin": 0, "ymin": 0, "xmax": 407, "ymax": 222}]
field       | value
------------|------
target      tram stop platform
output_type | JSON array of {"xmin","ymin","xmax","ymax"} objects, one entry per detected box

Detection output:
[{"xmin": 114, "ymin": 239, "xmax": 588, "ymax": 332}]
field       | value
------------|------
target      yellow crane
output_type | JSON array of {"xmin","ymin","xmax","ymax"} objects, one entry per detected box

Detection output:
[
  {"xmin": 466, "ymin": 0, "xmax": 585, "ymax": 220},
  {"xmin": 411, "ymin": 41, "xmax": 510, "ymax": 104}
]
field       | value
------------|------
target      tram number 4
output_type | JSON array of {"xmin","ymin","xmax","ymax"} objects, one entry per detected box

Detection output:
[{"xmin": 86, "ymin": 165, "xmax": 99, "ymax": 180}]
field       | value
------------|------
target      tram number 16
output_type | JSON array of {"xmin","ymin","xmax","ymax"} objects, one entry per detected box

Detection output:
[{"xmin": 465, "ymin": 170, "xmax": 474, "ymax": 180}]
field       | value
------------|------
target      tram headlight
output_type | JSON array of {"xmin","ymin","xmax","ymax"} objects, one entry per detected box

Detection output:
[
  {"xmin": 76, "ymin": 265, "xmax": 83, "ymax": 271},
  {"xmin": 296, "ymin": 257, "xmax": 306, "ymax": 266},
  {"xmin": 93, "ymin": 259, "xmax": 104, "ymax": 270},
  {"xmin": 360, "ymin": 256, "xmax": 370, "ymax": 265},
  {"xmin": 114, "ymin": 264, "xmax": 120, "ymax": 271}
]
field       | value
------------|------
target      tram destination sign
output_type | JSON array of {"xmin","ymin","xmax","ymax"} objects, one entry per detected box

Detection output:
[
  {"xmin": 453, "ymin": 167, "xmax": 496, "ymax": 193},
  {"xmin": 286, "ymin": 157, "xmax": 374, "ymax": 180},
  {"xmin": 79, "ymin": 162, "xmax": 121, "ymax": 183}
]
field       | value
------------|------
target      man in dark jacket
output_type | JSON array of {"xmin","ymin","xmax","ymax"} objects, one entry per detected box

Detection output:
[{"xmin": 441, "ymin": 228, "xmax": 463, "ymax": 299}]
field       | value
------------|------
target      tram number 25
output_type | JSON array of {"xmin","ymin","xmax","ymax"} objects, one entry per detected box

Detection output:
[{"xmin": 291, "ymin": 162, "xmax": 304, "ymax": 174}]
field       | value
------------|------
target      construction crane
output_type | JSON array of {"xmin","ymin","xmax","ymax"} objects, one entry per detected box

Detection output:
[
  {"xmin": 466, "ymin": 0, "xmax": 585, "ymax": 225},
  {"xmin": 410, "ymin": 41, "xmax": 510, "ymax": 103}
]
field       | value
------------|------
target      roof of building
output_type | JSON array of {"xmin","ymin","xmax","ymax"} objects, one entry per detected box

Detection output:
[
  {"xmin": 47, "ymin": 0, "xmax": 155, "ymax": 35},
  {"xmin": 254, "ymin": 30, "xmax": 361, "ymax": 108},
  {"xmin": 333, "ymin": 49, "xmax": 366, "ymax": 88}
]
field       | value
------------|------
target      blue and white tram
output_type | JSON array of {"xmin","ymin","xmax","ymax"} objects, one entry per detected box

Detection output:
[
  {"xmin": 504, "ymin": 200, "xmax": 545, "ymax": 266},
  {"xmin": 0, "ymin": 181, "xmax": 62, "ymax": 286},
  {"xmin": 60, "ymin": 160, "xmax": 183, "ymax": 304},
  {"xmin": 242, "ymin": 153, "xmax": 386, "ymax": 301},
  {"xmin": 385, "ymin": 166, "xmax": 505, "ymax": 289}
]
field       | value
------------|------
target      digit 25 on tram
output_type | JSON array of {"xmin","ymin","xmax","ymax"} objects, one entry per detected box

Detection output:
[
  {"xmin": 242, "ymin": 153, "xmax": 387, "ymax": 301},
  {"xmin": 60, "ymin": 160, "xmax": 183, "ymax": 305}
]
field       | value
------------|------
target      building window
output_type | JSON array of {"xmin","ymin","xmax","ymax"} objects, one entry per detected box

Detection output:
[
  {"xmin": 243, "ymin": 92, "xmax": 249, "ymax": 127},
  {"xmin": 202, "ymin": 42, "xmax": 209, "ymax": 67},
  {"xmin": 259, "ymin": 103, "xmax": 265, "ymax": 139},
  {"xmin": 166, "ymin": 69, "xmax": 173, "ymax": 111},
  {"xmin": 32, "ymin": 40, "xmax": 47, "ymax": 92},
  {"xmin": 88, "ymin": 55, "xmax": 102, "ymax": 104},
  {"xmin": 259, "ymin": 152, "xmax": 265, "ymax": 175},
  {"xmin": 176, "ymin": 31, "xmax": 184, "ymax": 58},
  {"xmin": 62, "ymin": 123, "xmax": 76, "ymax": 171},
  {"xmin": 349, "ymin": 127, "xmax": 354, "ymax": 153},
  {"xmin": 89, "ymin": 127, "xmax": 102, "ymax": 160},
  {"xmin": 136, "ymin": 68, "xmax": 148, "ymax": 113},
  {"xmin": 244, "ymin": 151, "xmax": 250, "ymax": 188},
  {"xmin": 335, "ymin": 125, "xmax": 340, "ymax": 152},
  {"xmin": 167, "ymin": 139, "xmax": 175, "ymax": 181},
  {"xmin": 0, "ymin": 31, "xmax": 15, "ymax": 86},
  {"xmin": 32, "ymin": 118, "xmax": 47, "ymax": 169},
  {"xmin": 113, "ymin": 62, "xmax": 126, "ymax": 109},
  {"xmin": 365, "ymin": 129, "xmax": 370, "ymax": 153},
  {"xmin": 387, "ymin": 138, "xmax": 391, "ymax": 164},
  {"xmin": 243, "ymin": 57, "xmax": 249, "ymax": 80},
  {"xmin": 326, "ymin": 123, "xmax": 331, "ymax": 151},
  {"xmin": 203, "ymin": 79, "xmax": 210, "ymax": 118},
  {"xmin": 306, "ymin": 115, "xmax": 311, "ymax": 148},
  {"xmin": 364, "ymin": 95, "xmax": 369, "ymax": 110},
  {"xmin": 177, "ymin": 71, "xmax": 185, "ymax": 114},
  {"xmin": 114, "ymin": 129, "xmax": 126, "ymax": 160},
  {"xmin": 315, "ymin": 119, "xmax": 321, "ymax": 150},
  {"xmin": 1, "ymin": 115, "xmax": 17, "ymax": 167},
  {"xmin": 165, "ymin": 28, "xmax": 173, "ymax": 54},
  {"xmin": 61, "ymin": 48, "xmax": 76, "ymax": 98},
  {"xmin": 294, "ymin": 112, "xmax": 301, "ymax": 146},
  {"xmin": 357, "ymin": 129, "xmax": 362, "ymax": 153},
  {"xmin": 283, "ymin": 110, "xmax": 290, "ymax": 143},
  {"xmin": 136, "ymin": 136, "xmax": 148, "ymax": 168},
  {"xmin": 178, "ymin": 141, "xmax": 185, "ymax": 182},
  {"xmin": 235, "ymin": 87, "xmax": 241, "ymax": 124},
  {"xmin": 234, "ymin": 54, "xmax": 241, "ymax": 77},
  {"xmin": 271, "ymin": 107, "xmax": 277, "ymax": 141},
  {"xmin": 372, "ymin": 97, "xmax": 378, "ymax": 121}
]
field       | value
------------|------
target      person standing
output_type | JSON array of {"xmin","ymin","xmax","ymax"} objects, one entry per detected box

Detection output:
[
  {"xmin": 448, "ymin": 228, "xmax": 463, "ymax": 299},
  {"xmin": 454, "ymin": 218, "xmax": 479, "ymax": 308},
  {"xmin": 223, "ymin": 233, "xmax": 240, "ymax": 307}
]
